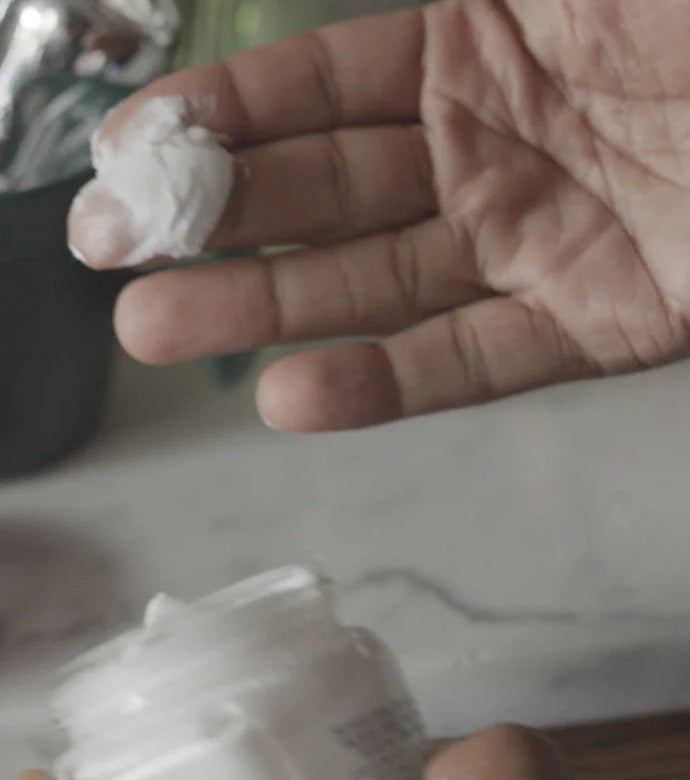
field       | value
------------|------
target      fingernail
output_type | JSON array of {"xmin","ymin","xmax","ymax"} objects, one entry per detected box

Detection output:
[
  {"xmin": 259, "ymin": 407, "xmax": 283, "ymax": 431},
  {"xmin": 256, "ymin": 376, "xmax": 286, "ymax": 431},
  {"xmin": 68, "ymin": 180, "xmax": 135, "ymax": 269}
]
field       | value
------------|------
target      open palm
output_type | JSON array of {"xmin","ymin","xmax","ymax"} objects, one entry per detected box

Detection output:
[{"xmin": 72, "ymin": 0, "xmax": 690, "ymax": 430}]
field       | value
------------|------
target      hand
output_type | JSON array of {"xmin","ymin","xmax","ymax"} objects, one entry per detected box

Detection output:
[
  {"xmin": 70, "ymin": 0, "xmax": 690, "ymax": 431},
  {"xmin": 427, "ymin": 726, "xmax": 569, "ymax": 779},
  {"xmin": 19, "ymin": 725, "xmax": 568, "ymax": 779}
]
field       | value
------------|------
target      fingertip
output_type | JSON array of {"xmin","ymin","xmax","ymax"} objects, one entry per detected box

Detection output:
[
  {"xmin": 426, "ymin": 726, "xmax": 569, "ymax": 780},
  {"xmin": 114, "ymin": 277, "xmax": 180, "ymax": 365},
  {"xmin": 17, "ymin": 772, "xmax": 52, "ymax": 780},
  {"xmin": 256, "ymin": 344, "xmax": 401, "ymax": 432},
  {"xmin": 68, "ymin": 180, "xmax": 134, "ymax": 269}
]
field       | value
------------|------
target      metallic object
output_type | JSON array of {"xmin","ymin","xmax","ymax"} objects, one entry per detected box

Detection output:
[
  {"xmin": 102, "ymin": 0, "xmax": 179, "ymax": 47},
  {"xmin": 0, "ymin": 0, "xmax": 179, "ymax": 179},
  {"xmin": 0, "ymin": 73, "xmax": 130, "ymax": 191}
]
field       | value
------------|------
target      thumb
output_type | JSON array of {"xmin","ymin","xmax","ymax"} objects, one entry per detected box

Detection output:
[
  {"xmin": 17, "ymin": 773, "xmax": 52, "ymax": 779},
  {"xmin": 427, "ymin": 725, "xmax": 570, "ymax": 780}
]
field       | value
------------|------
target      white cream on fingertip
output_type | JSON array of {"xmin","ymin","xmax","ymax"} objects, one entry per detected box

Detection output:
[{"xmin": 69, "ymin": 95, "xmax": 234, "ymax": 269}]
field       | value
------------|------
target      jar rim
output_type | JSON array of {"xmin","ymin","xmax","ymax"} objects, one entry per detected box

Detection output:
[{"xmin": 53, "ymin": 566, "xmax": 337, "ymax": 739}]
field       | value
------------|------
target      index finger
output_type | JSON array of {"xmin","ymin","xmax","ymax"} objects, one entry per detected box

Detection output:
[{"xmin": 100, "ymin": 8, "xmax": 425, "ymax": 147}]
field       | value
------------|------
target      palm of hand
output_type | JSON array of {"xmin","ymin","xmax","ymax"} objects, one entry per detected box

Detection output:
[
  {"xmin": 87, "ymin": 0, "xmax": 690, "ymax": 430},
  {"xmin": 421, "ymin": 0, "xmax": 689, "ymax": 398}
]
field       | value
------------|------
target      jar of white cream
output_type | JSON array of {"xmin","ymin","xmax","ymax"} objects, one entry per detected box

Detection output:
[{"xmin": 53, "ymin": 566, "xmax": 427, "ymax": 779}]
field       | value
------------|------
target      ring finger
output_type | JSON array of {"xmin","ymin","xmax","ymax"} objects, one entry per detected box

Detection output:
[{"xmin": 115, "ymin": 217, "xmax": 487, "ymax": 366}]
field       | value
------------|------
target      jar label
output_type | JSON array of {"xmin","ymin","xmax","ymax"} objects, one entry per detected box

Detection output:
[{"xmin": 332, "ymin": 698, "xmax": 427, "ymax": 779}]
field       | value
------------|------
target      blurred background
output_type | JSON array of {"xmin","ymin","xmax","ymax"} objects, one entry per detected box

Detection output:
[{"xmin": 3, "ymin": 1, "xmax": 690, "ymax": 776}]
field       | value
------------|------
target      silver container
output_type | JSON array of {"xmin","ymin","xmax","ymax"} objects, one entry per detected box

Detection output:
[{"xmin": 0, "ymin": 0, "xmax": 179, "ymax": 185}]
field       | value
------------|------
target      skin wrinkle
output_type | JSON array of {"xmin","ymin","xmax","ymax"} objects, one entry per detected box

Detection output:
[
  {"xmin": 665, "ymin": 301, "xmax": 690, "ymax": 351},
  {"xmin": 531, "ymin": 244, "xmax": 660, "ymax": 373},
  {"xmin": 611, "ymin": 304, "xmax": 654, "ymax": 370},
  {"xmin": 467, "ymin": 172, "xmax": 521, "ymax": 289},
  {"xmin": 452, "ymin": 104, "xmax": 668, "ymax": 374},
  {"xmin": 453, "ymin": 3, "xmax": 512, "ymax": 132},
  {"xmin": 523, "ymin": 220, "xmax": 617, "ymax": 305},
  {"xmin": 217, "ymin": 60, "xmax": 255, "ymax": 144},
  {"xmin": 409, "ymin": 125, "xmax": 437, "ymax": 210},
  {"xmin": 420, "ymin": 217, "xmax": 491, "ymax": 317},
  {"xmin": 420, "ymin": 97, "xmax": 510, "ymax": 286},
  {"xmin": 321, "ymin": 130, "xmax": 359, "ymax": 237},
  {"xmin": 487, "ymin": 0, "xmax": 620, "ymax": 199},
  {"xmin": 436, "ymin": 216, "xmax": 481, "ymax": 289},
  {"xmin": 460, "ymin": 0, "xmax": 588, "ymax": 174},
  {"xmin": 261, "ymin": 257, "xmax": 288, "ymax": 344},
  {"xmin": 528, "ymin": 304, "xmax": 598, "ymax": 380},
  {"xmin": 433, "ymin": 99, "xmax": 564, "ymax": 293},
  {"xmin": 618, "ymin": 6, "xmax": 665, "ymax": 169},
  {"xmin": 565, "ymin": 85, "xmax": 686, "ymax": 103},
  {"xmin": 505, "ymin": 0, "xmax": 690, "ymax": 185},
  {"xmin": 424, "ymin": 6, "xmax": 680, "ymax": 368},
  {"xmin": 471, "ymin": 0, "xmax": 690, "ymax": 284},
  {"xmin": 317, "ymin": 125, "xmax": 436, "ymax": 246},
  {"xmin": 333, "ymin": 243, "xmax": 365, "ymax": 327},
  {"xmin": 567, "ymin": 91, "xmax": 690, "ymax": 183},
  {"xmin": 485, "ymin": 182, "xmax": 650, "ymax": 375},
  {"xmin": 304, "ymin": 30, "xmax": 344, "ymax": 129},
  {"xmin": 450, "ymin": 310, "xmax": 496, "ymax": 401},
  {"xmin": 622, "ymin": 9, "xmax": 689, "ymax": 184},
  {"xmin": 558, "ymin": 0, "xmax": 579, "ymax": 48},
  {"xmin": 518, "ymin": 0, "xmax": 628, "ymax": 97},
  {"xmin": 589, "ymin": 113, "xmax": 686, "ymax": 192},
  {"xmin": 518, "ymin": 303, "xmax": 590, "ymax": 388},
  {"xmin": 388, "ymin": 228, "xmax": 422, "ymax": 322},
  {"xmin": 485, "ymin": 0, "xmax": 556, "ymax": 139}
]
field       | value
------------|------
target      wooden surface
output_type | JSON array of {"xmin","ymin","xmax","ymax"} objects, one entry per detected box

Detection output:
[{"xmin": 548, "ymin": 713, "xmax": 690, "ymax": 779}]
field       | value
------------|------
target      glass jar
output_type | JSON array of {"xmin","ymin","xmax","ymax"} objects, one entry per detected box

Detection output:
[{"xmin": 54, "ymin": 566, "xmax": 427, "ymax": 780}]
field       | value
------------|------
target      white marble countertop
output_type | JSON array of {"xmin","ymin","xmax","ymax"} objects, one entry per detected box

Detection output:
[{"xmin": 4, "ymin": 348, "xmax": 690, "ymax": 775}]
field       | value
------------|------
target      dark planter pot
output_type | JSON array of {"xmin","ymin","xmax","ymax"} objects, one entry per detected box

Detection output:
[{"xmin": 0, "ymin": 173, "xmax": 128, "ymax": 477}]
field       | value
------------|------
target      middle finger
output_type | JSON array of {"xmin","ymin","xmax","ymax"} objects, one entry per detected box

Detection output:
[
  {"xmin": 69, "ymin": 124, "xmax": 437, "ymax": 269},
  {"xmin": 214, "ymin": 124, "xmax": 437, "ymax": 251}
]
